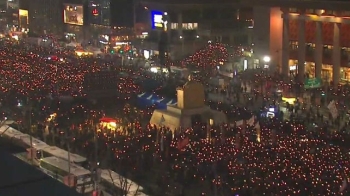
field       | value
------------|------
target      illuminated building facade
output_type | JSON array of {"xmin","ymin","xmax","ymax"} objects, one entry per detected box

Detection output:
[
  {"xmin": 88, "ymin": 0, "xmax": 110, "ymax": 26},
  {"xmin": 63, "ymin": 0, "xmax": 95, "ymax": 41},
  {"xmin": 137, "ymin": 1, "xmax": 254, "ymax": 59},
  {"xmin": 143, "ymin": 3, "xmax": 254, "ymax": 45},
  {"xmin": 87, "ymin": 0, "xmax": 136, "ymax": 39},
  {"xmin": 18, "ymin": 0, "xmax": 29, "ymax": 29},
  {"xmin": 253, "ymin": 0, "xmax": 350, "ymax": 85}
]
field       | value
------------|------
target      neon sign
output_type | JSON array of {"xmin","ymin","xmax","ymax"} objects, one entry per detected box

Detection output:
[{"xmin": 151, "ymin": 11, "xmax": 163, "ymax": 29}]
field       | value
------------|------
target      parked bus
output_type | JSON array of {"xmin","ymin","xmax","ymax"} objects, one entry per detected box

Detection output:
[
  {"xmin": 0, "ymin": 125, "xmax": 27, "ymax": 140},
  {"xmin": 42, "ymin": 146, "xmax": 88, "ymax": 167},
  {"xmin": 19, "ymin": 135, "xmax": 50, "ymax": 165},
  {"xmin": 20, "ymin": 135, "xmax": 50, "ymax": 151},
  {"xmin": 99, "ymin": 169, "xmax": 147, "ymax": 196},
  {"xmin": 39, "ymin": 156, "xmax": 94, "ymax": 194}
]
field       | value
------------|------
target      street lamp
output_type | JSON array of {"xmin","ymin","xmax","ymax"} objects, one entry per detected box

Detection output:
[
  {"xmin": 192, "ymin": 35, "xmax": 199, "ymax": 51},
  {"xmin": 18, "ymin": 99, "xmax": 34, "ymax": 165},
  {"xmin": 263, "ymin": 56, "xmax": 271, "ymax": 63},
  {"xmin": 263, "ymin": 55, "xmax": 271, "ymax": 69},
  {"xmin": 179, "ymin": 36, "xmax": 184, "ymax": 57}
]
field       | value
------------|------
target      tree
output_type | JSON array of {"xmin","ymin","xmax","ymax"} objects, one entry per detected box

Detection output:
[
  {"xmin": 106, "ymin": 169, "xmax": 141, "ymax": 196},
  {"xmin": 104, "ymin": 141, "xmax": 141, "ymax": 196}
]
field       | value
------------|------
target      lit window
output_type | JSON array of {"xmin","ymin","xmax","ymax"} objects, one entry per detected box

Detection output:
[
  {"xmin": 289, "ymin": 8, "xmax": 297, "ymax": 13},
  {"xmin": 306, "ymin": 9, "xmax": 315, "ymax": 14},
  {"xmin": 187, "ymin": 23, "xmax": 193, "ymax": 29},
  {"xmin": 171, "ymin": 23, "xmax": 178, "ymax": 29}
]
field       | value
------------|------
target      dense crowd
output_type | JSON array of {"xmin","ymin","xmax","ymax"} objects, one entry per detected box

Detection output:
[
  {"xmin": 1, "ymin": 40, "xmax": 350, "ymax": 195},
  {"xmin": 0, "ymin": 41, "xmax": 100, "ymax": 97},
  {"xmin": 69, "ymin": 114, "xmax": 350, "ymax": 195}
]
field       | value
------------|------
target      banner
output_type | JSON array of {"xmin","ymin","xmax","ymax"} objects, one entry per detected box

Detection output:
[
  {"xmin": 247, "ymin": 116, "xmax": 255, "ymax": 126},
  {"xmin": 229, "ymin": 116, "xmax": 257, "ymax": 127},
  {"xmin": 327, "ymin": 100, "xmax": 338, "ymax": 119},
  {"xmin": 177, "ymin": 137, "xmax": 189, "ymax": 150}
]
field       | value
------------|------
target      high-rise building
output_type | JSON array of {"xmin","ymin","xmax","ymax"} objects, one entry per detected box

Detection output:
[
  {"xmin": 141, "ymin": 0, "xmax": 254, "ymax": 43},
  {"xmin": 88, "ymin": 0, "xmax": 111, "ymax": 26},
  {"xmin": 27, "ymin": 0, "xmax": 63, "ymax": 35},
  {"xmin": 253, "ymin": 0, "xmax": 350, "ymax": 85},
  {"xmin": 62, "ymin": 0, "xmax": 89, "ymax": 41},
  {"xmin": 88, "ymin": 0, "xmax": 134, "ymax": 27},
  {"xmin": 135, "ymin": 1, "xmax": 253, "ymax": 60},
  {"xmin": 6, "ymin": 0, "xmax": 19, "ymax": 27},
  {"xmin": 87, "ymin": 0, "xmax": 136, "ymax": 39},
  {"xmin": 18, "ymin": 0, "xmax": 29, "ymax": 30}
]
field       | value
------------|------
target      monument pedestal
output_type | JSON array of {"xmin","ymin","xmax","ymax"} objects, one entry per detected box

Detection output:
[
  {"xmin": 150, "ymin": 105, "xmax": 226, "ymax": 131},
  {"xmin": 150, "ymin": 78, "xmax": 227, "ymax": 131}
]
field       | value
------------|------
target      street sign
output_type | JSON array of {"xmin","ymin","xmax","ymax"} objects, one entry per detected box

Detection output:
[{"xmin": 304, "ymin": 78, "xmax": 322, "ymax": 89}]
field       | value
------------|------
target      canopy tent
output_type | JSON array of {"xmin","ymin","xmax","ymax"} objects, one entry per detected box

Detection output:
[
  {"xmin": 156, "ymin": 98, "xmax": 177, "ymax": 109},
  {"xmin": 167, "ymin": 99, "xmax": 177, "ymax": 105},
  {"xmin": 66, "ymin": 42, "xmax": 79, "ymax": 47},
  {"xmin": 99, "ymin": 117, "xmax": 118, "ymax": 123},
  {"xmin": 137, "ymin": 92, "xmax": 176, "ymax": 109},
  {"xmin": 137, "ymin": 92, "xmax": 147, "ymax": 98},
  {"xmin": 86, "ymin": 47, "xmax": 103, "ymax": 56},
  {"xmin": 137, "ymin": 92, "xmax": 160, "ymax": 108}
]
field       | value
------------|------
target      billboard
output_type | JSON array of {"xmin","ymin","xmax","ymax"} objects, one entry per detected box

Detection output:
[
  {"xmin": 19, "ymin": 9, "xmax": 28, "ymax": 28},
  {"xmin": 64, "ymin": 4, "xmax": 83, "ymax": 26},
  {"xmin": 151, "ymin": 11, "xmax": 163, "ymax": 29}
]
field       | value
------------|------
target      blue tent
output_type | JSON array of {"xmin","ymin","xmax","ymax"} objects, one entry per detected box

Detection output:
[
  {"xmin": 155, "ymin": 98, "xmax": 177, "ymax": 109},
  {"xmin": 168, "ymin": 99, "xmax": 177, "ymax": 105},
  {"xmin": 137, "ymin": 92, "xmax": 148, "ymax": 98},
  {"xmin": 156, "ymin": 98, "xmax": 171, "ymax": 109},
  {"xmin": 137, "ymin": 92, "xmax": 160, "ymax": 108}
]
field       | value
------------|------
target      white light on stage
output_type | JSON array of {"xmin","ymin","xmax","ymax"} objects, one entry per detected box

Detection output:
[
  {"xmin": 144, "ymin": 50, "xmax": 150, "ymax": 59},
  {"xmin": 243, "ymin": 60, "xmax": 248, "ymax": 70}
]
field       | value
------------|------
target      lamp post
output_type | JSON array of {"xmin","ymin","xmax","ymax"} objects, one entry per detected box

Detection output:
[
  {"xmin": 263, "ymin": 55, "xmax": 271, "ymax": 67},
  {"xmin": 18, "ymin": 98, "xmax": 34, "ymax": 165},
  {"xmin": 179, "ymin": 36, "xmax": 184, "ymax": 57},
  {"xmin": 193, "ymin": 35, "xmax": 199, "ymax": 50}
]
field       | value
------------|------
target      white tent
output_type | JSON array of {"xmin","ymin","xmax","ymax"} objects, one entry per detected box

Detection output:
[
  {"xmin": 84, "ymin": 47, "xmax": 104, "ymax": 57},
  {"xmin": 66, "ymin": 42, "xmax": 79, "ymax": 47},
  {"xmin": 157, "ymin": 98, "xmax": 165, "ymax": 103},
  {"xmin": 138, "ymin": 93, "xmax": 146, "ymax": 97},
  {"xmin": 92, "ymin": 50, "xmax": 103, "ymax": 56}
]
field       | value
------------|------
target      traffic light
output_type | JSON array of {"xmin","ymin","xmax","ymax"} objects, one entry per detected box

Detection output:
[{"xmin": 110, "ymin": 50, "xmax": 114, "ymax": 54}]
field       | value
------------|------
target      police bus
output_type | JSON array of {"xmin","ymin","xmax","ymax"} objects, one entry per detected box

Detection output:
[
  {"xmin": 99, "ymin": 169, "xmax": 147, "ymax": 196},
  {"xmin": 40, "ymin": 156, "xmax": 94, "ymax": 194},
  {"xmin": 42, "ymin": 146, "xmax": 88, "ymax": 167}
]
